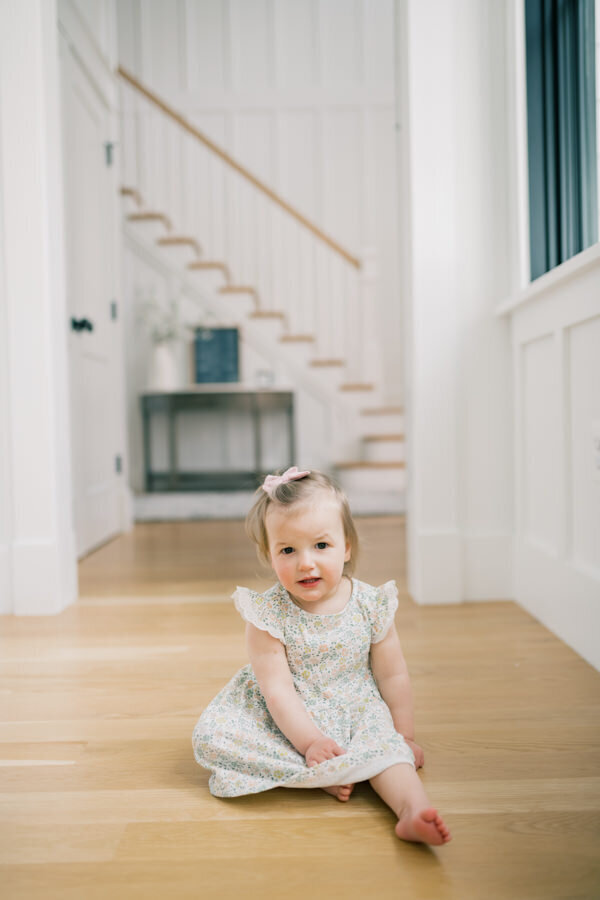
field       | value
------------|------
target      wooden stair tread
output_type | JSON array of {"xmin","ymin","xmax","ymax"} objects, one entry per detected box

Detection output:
[
  {"xmin": 157, "ymin": 235, "xmax": 200, "ymax": 249},
  {"xmin": 249, "ymin": 310, "xmax": 284, "ymax": 319},
  {"xmin": 120, "ymin": 186, "xmax": 143, "ymax": 205},
  {"xmin": 218, "ymin": 285, "xmax": 256, "ymax": 295},
  {"xmin": 310, "ymin": 359, "xmax": 345, "ymax": 367},
  {"xmin": 280, "ymin": 335, "xmax": 315, "ymax": 343},
  {"xmin": 337, "ymin": 462, "xmax": 406, "ymax": 471},
  {"xmin": 187, "ymin": 261, "xmax": 231, "ymax": 282},
  {"xmin": 339, "ymin": 383, "xmax": 375, "ymax": 392},
  {"xmin": 361, "ymin": 406, "xmax": 404, "ymax": 415},
  {"xmin": 127, "ymin": 211, "xmax": 172, "ymax": 230},
  {"xmin": 364, "ymin": 433, "xmax": 405, "ymax": 441}
]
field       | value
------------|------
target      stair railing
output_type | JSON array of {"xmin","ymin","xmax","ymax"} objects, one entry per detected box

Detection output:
[{"xmin": 118, "ymin": 66, "xmax": 379, "ymax": 385}]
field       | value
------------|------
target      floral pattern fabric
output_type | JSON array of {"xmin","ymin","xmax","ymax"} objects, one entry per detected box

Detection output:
[{"xmin": 192, "ymin": 578, "xmax": 415, "ymax": 797}]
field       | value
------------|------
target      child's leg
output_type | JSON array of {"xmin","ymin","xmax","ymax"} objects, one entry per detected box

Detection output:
[{"xmin": 370, "ymin": 764, "xmax": 451, "ymax": 845}]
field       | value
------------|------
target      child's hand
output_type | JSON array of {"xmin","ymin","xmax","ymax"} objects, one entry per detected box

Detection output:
[
  {"xmin": 405, "ymin": 739, "xmax": 424, "ymax": 769},
  {"xmin": 305, "ymin": 736, "xmax": 346, "ymax": 767}
]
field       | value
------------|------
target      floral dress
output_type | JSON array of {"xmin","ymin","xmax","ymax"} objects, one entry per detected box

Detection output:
[{"xmin": 192, "ymin": 578, "xmax": 415, "ymax": 797}]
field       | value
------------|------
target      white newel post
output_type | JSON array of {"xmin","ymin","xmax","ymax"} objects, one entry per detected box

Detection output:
[{"xmin": 0, "ymin": 0, "xmax": 78, "ymax": 614}]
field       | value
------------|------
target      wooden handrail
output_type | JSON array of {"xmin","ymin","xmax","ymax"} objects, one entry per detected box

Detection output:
[{"xmin": 117, "ymin": 66, "xmax": 360, "ymax": 269}]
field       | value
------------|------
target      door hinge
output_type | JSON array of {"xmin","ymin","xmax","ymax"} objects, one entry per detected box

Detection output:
[
  {"xmin": 115, "ymin": 454, "xmax": 123, "ymax": 474},
  {"xmin": 110, "ymin": 300, "xmax": 118, "ymax": 321}
]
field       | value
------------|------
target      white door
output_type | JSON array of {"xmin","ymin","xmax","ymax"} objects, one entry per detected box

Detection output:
[{"xmin": 61, "ymin": 43, "xmax": 123, "ymax": 558}]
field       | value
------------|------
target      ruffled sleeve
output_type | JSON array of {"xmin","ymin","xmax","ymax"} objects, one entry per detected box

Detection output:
[
  {"xmin": 232, "ymin": 586, "xmax": 286, "ymax": 644},
  {"xmin": 359, "ymin": 580, "xmax": 399, "ymax": 643}
]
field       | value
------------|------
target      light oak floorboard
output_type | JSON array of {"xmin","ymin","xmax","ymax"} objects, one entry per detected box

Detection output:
[{"xmin": 1, "ymin": 517, "xmax": 599, "ymax": 899}]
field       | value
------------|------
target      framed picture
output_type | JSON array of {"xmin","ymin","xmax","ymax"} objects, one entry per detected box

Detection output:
[{"xmin": 193, "ymin": 326, "xmax": 239, "ymax": 383}]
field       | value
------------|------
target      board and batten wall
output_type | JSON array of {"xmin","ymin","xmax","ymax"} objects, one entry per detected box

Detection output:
[
  {"xmin": 115, "ymin": 0, "xmax": 403, "ymax": 402},
  {"xmin": 501, "ymin": 250, "xmax": 600, "ymax": 671}
]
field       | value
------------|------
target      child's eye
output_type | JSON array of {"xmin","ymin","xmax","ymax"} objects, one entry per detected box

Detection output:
[
  {"xmin": 315, "ymin": 542, "xmax": 328, "ymax": 550},
  {"xmin": 281, "ymin": 546, "xmax": 294, "ymax": 555}
]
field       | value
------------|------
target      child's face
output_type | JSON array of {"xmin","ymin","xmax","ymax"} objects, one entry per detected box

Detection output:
[{"xmin": 265, "ymin": 495, "xmax": 351, "ymax": 611}]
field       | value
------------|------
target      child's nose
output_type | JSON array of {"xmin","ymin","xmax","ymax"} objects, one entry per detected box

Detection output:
[{"xmin": 298, "ymin": 551, "xmax": 315, "ymax": 571}]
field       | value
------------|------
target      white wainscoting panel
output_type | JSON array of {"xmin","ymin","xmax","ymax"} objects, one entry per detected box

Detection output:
[
  {"xmin": 520, "ymin": 333, "xmax": 561, "ymax": 555},
  {"xmin": 320, "ymin": 0, "xmax": 362, "ymax": 87},
  {"xmin": 508, "ymin": 248, "xmax": 600, "ymax": 670},
  {"xmin": 185, "ymin": 0, "xmax": 229, "ymax": 92},
  {"xmin": 568, "ymin": 314, "xmax": 600, "ymax": 577},
  {"xmin": 274, "ymin": 0, "xmax": 317, "ymax": 89}
]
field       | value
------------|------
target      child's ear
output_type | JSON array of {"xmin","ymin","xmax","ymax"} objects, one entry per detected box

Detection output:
[{"xmin": 344, "ymin": 541, "xmax": 351, "ymax": 563}]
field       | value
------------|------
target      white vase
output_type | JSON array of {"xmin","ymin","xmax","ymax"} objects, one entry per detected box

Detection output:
[{"xmin": 148, "ymin": 342, "xmax": 180, "ymax": 390}]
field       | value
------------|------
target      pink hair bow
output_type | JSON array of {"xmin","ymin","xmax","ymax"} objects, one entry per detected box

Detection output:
[{"xmin": 262, "ymin": 466, "xmax": 310, "ymax": 497}]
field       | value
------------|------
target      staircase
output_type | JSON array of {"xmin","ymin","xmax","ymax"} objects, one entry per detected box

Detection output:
[{"xmin": 118, "ymin": 68, "xmax": 405, "ymax": 511}]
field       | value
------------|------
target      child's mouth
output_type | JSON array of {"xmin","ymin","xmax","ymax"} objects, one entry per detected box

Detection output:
[{"xmin": 299, "ymin": 578, "xmax": 321, "ymax": 586}]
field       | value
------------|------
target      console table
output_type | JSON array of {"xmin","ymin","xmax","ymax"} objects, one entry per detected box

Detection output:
[{"xmin": 141, "ymin": 386, "xmax": 295, "ymax": 491}]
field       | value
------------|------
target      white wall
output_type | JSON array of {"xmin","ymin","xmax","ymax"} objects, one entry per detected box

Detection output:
[
  {"xmin": 115, "ymin": 0, "xmax": 403, "ymax": 403},
  {"xmin": 0, "ymin": 0, "xmax": 77, "ymax": 614},
  {"xmin": 398, "ymin": 0, "xmax": 514, "ymax": 606}
]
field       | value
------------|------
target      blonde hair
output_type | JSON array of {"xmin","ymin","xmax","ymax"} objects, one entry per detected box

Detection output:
[{"xmin": 245, "ymin": 470, "xmax": 359, "ymax": 575}]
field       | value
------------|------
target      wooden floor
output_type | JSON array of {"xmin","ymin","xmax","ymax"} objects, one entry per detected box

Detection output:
[{"xmin": 1, "ymin": 518, "xmax": 599, "ymax": 899}]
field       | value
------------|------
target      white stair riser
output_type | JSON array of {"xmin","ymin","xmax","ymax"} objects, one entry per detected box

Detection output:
[
  {"xmin": 364, "ymin": 439, "xmax": 405, "ymax": 463},
  {"xmin": 187, "ymin": 270, "xmax": 228, "ymax": 293},
  {"xmin": 248, "ymin": 317, "xmax": 284, "ymax": 344},
  {"xmin": 358, "ymin": 413, "xmax": 404, "ymax": 434},
  {"xmin": 156, "ymin": 243, "xmax": 199, "ymax": 267},
  {"xmin": 278, "ymin": 342, "xmax": 315, "ymax": 367},
  {"xmin": 336, "ymin": 466, "xmax": 406, "ymax": 494},
  {"xmin": 218, "ymin": 295, "xmax": 256, "ymax": 319},
  {"xmin": 121, "ymin": 195, "xmax": 141, "ymax": 214},
  {"xmin": 337, "ymin": 390, "xmax": 382, "ymax": 414},
  {"xmin": 309, "ymin": 365, "xmax": 347, "ymax": 391},
  {"xmin": 128, "ymin": 219, "xmax": 169, "ymax": 242}
]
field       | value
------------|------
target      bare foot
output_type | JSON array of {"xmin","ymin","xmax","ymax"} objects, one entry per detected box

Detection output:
[
  {"xmin": 322, "ymin": 784, "xmax": 355, "ymax": 802},
  {"xmin": 395, "ymin": 807, "xmax": 451, "ymax": 845}
]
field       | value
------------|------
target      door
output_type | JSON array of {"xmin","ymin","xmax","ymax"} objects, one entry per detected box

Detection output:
[{"xmin": 61, "ymin": 42, "xmax": 123, "ymax": 557}]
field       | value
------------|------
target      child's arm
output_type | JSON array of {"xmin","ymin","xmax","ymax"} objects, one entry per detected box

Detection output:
[
  {"xmin": 246, "ymin": 623, "xmax": 346, "ymax": 766},
  {"xmin": 370, "ymin": 623, "xmax": 425, "ymax": 767}
]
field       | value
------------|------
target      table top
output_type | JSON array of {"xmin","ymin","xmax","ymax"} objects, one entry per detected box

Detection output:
[{"xmin": 141, "ymin": 384, "xmax": 292, "ymax": 397}]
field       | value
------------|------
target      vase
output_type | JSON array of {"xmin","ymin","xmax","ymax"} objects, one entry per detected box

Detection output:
[{"xmin": 148, "ymin": 342, "xmax": 179, "ymax": 390}]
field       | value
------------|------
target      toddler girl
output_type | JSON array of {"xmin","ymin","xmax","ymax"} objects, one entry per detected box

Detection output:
[{"xmin": 193, "ymin": 467, "xmax": 451, "ymax": 845}]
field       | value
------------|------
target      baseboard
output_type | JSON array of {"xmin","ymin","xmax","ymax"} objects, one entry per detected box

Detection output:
[
  {"xmin": 120, "ymin": 484, "xmax": 135, "ymax": 531},
  {"xmin": 0, "ymin": 544, "xmax": 10, "ymax": 614},
  {"xmin": 10, "ymin": 538, "xmax": 77, "ymax": 615},
  {"xmin": 516, "ymin": 539, "xmax": 600, "ymax": 671},
  {"xmin": 411, "ymin": 530, "xmax": 514, "ymax": 605},
  {"xmin": 412, "ymin": 531, "xmax": 463, "ymax": 604},
  {"xmin": 463, "ymin": 533, "xmax": 513, "ymax": 600}
]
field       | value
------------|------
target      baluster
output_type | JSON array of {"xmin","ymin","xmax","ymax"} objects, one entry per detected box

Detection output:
[
  {"xmin": 136, "ymin": 102, "xmax": 147, "ymax": 206},
  {"xmin": 210, "ymin": 151, "xmax": 224, "ymax": 261},
  {"xmin": 281, "ymin": 212, "xmax": 292, "ymax": 321},
  {"xmin": 347, "ymin": 265, "xmax": 360, "ymax": 383},
  {"xmin": 297, "ymin": 228, "xmax": 310, "ymax": 336},
  {"xmin": 359, "ymin": 248, "xmax": 380, "ymax": 386},
  {"xmin": 312, "ymin": 240, "xmax": 321, "ymax": 353},
  {"xmin": 286, "ymin": 218, "xmax": 299, "ymax": 332},
  {"xmin": 259, "ymin": 196, "xmax": 272, "ymax": 311},
  {"xmin": 250, "ymin": 188, "xmax": 259, "ymax": 302}
]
